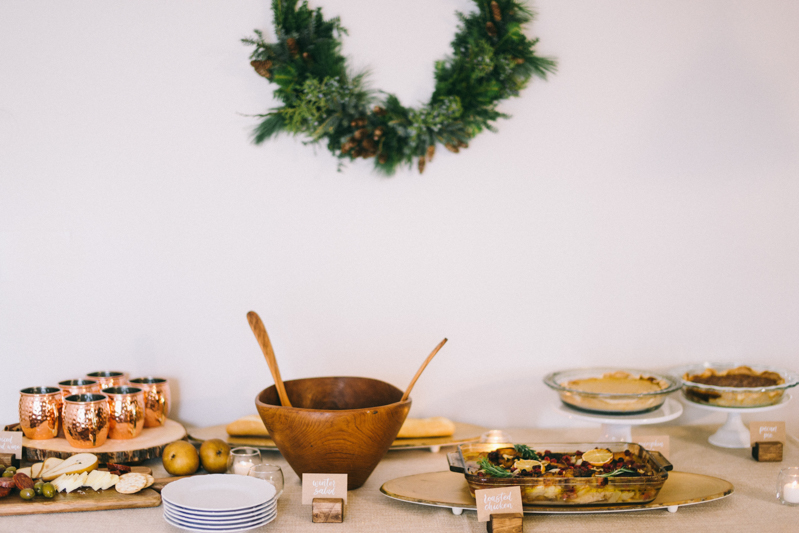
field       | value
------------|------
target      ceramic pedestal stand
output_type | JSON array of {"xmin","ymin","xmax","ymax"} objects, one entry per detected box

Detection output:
[
  {"xmin": 688, "ymin": 394, "xmax": 791, "ymax": 448},
  {"xmin": 553, "ymin": 398, "xmax": 683, "ymax": 442}
]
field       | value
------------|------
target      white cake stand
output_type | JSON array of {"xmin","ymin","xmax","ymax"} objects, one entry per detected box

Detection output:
[
  {"xmin": 687, "ymin": 394, "xmax": 791, "ymax": 448},
  {"xmin": 553, "ymin": 398, "xmax": 683, "ymax": 442}
]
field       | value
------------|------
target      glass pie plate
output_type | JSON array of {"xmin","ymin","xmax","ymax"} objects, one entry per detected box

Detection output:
[
  {"xmin": 674, "ymin": 362, "xmax": 799, "ymax": 408},
  {"xmin": 448, "ymin": 442, "xmax": 672, "ymax": 506},
  {"xmin": 543, "ymin": 367, "xmax": 681, "ymax": 415}
]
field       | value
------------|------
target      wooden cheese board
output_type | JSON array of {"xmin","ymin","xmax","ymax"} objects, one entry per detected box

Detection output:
[
  {"xmin": 0, "ymin": 466, "xmax": 161, "ymax": 516},
  {"xmin": 17, "ymin": 419, "xmax": 186, "ymax": 463}
]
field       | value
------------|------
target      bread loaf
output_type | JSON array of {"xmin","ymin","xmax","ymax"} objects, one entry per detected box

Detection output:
[
  {"xmin": 226, "ymin": 414, "xmax": 269, "ymax": 436},
  {"xmin": 396, "ymin": 416, "xmax": 455, "ymax": 439}
]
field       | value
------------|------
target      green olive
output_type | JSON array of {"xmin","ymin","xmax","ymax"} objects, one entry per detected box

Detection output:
[
  {"xmin": 1, "ymin": 471, "xmax": 14, "ymax": 478},
  {"xmin": 41, "ymin": 483, "xmax": 56, "ymax": 498},
  {"xmin": 4, "ymin": 466, "xmax": 16, "ymax": 473},
  {"xmin": 19, "ymin": 488, "xmax": 35, "ymax": 500},
  {"xmin": 34, "ymin": 481, "xmax": 44, "ymax": 495}
]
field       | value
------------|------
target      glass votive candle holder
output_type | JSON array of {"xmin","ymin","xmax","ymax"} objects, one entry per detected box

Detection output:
[
  {"xmin": 227, "ymin": 447, "xmax": 261, "ymax": 475},
  {"xmin": 777, "ymin": 467, "xmax": 799, "ymax": 505},
  {"xmin": 480, "ymin": 429, "xmax": 512, "ymax": 444},
  {"xmin": 248, "ymin": 463, "xmax": 284, "ymax": 499}
]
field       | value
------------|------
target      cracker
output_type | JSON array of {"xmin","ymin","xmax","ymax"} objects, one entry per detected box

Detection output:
[
  {"xmin": 115, "ymin": 472, "xmax": 148, "ymax": 494},
  {"xmin": 145, "ymin": 474, "xmax": 154, "ymax": 488}
]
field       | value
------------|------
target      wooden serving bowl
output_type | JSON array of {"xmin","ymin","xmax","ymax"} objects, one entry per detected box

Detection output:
[{"xmin": 255, "ymin": 376, "xmax": 411, "ymax": 489}]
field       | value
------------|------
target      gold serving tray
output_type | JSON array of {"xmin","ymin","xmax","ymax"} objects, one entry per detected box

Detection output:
[
  {"xmin": 380, "ymin": 471, "xmax": 733, "ymax": 514},
  {"xmin": 188, "ymin": 422, "xmax": 487, "ymax": 451}
]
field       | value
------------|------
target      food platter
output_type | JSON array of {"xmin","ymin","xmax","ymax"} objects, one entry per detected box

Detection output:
[
  {"xmin": 188, "ymin": 422, "xmax": 487, "ymax": 453},
  {"xmin": 380, "ymin": 470, "xmax": 733, "ymax": 514},
  {"xmin": 18, "ymin": 419, "xmax": 186, "ymax": 463}
]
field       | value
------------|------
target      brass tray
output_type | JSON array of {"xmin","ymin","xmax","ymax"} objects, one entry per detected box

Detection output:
[
  {"xmin": 188, "ymin": 422, "xmax": 487, "ymax": 452},
  {"xmin": 380, "ymin": 471, "xmax": 733, "ymax": 514}
]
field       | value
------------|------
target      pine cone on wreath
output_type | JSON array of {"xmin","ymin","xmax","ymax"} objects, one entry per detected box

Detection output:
[
  {"xmin": 490, "ymin": 1, "xmax": 502, "ymax": 22},
  {"xmin": 250, "ymin": 60, "xmax": 273, "ymax": 79}
]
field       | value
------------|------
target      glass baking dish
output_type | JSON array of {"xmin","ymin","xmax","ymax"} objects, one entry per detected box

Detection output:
[
  {"xmin": 448, "ymin": 442, "xmax": 672, "ymax": 506},
  {"xmin": 674, "ymin": 362, "xmax": 799, "ymax": 408},
  {"xmin": 544, "ymin": 367, "xmax": 681, "ymax": 414}
]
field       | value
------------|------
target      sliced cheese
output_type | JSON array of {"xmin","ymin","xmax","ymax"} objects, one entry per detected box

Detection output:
[
  {"xmin": 85, "ymin": 470, "xmax": 106, "ymax": 491},
  {"xmin": 30, "ymin": 462, "xmax": 45, "ymax": 479},
  {"xmin": 101, "ymin": 473, "xmax": 119, "ymax": 491},
  {"xmin": 41, "ymin": 453, "xmax": 98, "ymax": 481}
]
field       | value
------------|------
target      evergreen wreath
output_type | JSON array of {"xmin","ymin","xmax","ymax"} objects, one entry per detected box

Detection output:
[{"xmin": 244, "ymin": 0, "xmax": 556, "ymax": 174}]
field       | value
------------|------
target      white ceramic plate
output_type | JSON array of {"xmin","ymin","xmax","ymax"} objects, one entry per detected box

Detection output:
[
  {"xmin": 163, "ymin": 511, "xmax": 275, "ymax": 532},
  {"xmin": 164, "ymin": 498, "xmax": 275, "ymax": 518},
  {"xmin": 164, "ymin": 503, "xmax": 277, "ymax": 520},
  {"xmin": 164, "ymin": 507, "xmax": 276, "ymax": 527},
  {"xmin": 164, "ymin": 505, "xmax": 275, "ymax": 524},
  {"xmin": 161, "ymin": 474, "xmax": 276, "ymax": 511}
]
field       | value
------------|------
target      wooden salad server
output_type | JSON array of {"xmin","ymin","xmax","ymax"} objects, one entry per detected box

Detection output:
[
  {"xmin": 401, "ymin": 338, "xmax": 448, "ymax": 402},
  {"xmin": 247, "ymin": 311, "xmax": 292, "ymax": 407}
]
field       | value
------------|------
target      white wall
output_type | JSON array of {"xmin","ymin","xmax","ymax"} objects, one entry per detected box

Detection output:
[{"xmin": 2, "ymin": 1, "xmax": 798, "ymax": 434}]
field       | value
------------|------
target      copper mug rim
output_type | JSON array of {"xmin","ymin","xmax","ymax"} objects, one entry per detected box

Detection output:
[
  {"xmin": 87, "ymin": 371, "xmax": 127, "ymax": 378},
  {"xmin": 64, "ymin": 393, "xmax": 108, "ymax": 403},
  {"xmin": 59, "ymin": 379, "xmax": 99, "ymax": 387},
  {"xmin": 103, "ymin": 386, "xmax": 143, "ymax": 395},
  {"xmin": 20, "ymin": 386, "xmax": 60, "ymax": 395},
  {"xmin": 130, "ymin": 377, "xmax": 167, "ymax": 384}
]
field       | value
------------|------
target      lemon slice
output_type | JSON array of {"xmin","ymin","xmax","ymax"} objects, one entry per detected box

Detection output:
[
  {"xmin": 581, "ymin": 448, "xmax": 613, "ymax": 466},
  {"xmin": 513, "ymin": 459, "xmax": 542, "ymax": 472}
]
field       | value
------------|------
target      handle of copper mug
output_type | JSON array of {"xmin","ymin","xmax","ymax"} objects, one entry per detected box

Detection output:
[
  {"xmin": 130, "ymin": 400, "xmax": 139, "ymax": 435},
  {"xmin": 157, "ymin": 395, "xmax": 166, "ymax": 425},
  {"xmin": 90, "ymin": 410, "xmax": 99, "ymax": 446}
]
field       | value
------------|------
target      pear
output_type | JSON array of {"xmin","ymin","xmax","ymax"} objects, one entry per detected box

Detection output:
[
  {"xmin": 162, "ymin": 441, "xmax": 200, "ymax": 476},
  {"xmin": 199, "ymin": 439, "xmax": 230, "ymax": 474}
]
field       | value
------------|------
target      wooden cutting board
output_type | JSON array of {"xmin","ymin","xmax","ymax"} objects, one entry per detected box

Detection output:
[{"xmin": 0, "ymin": 466, "xmax": 161, "ymax": 516}]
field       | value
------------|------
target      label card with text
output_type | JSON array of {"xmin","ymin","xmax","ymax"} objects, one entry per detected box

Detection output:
[
  {"xmin": 302, "ymin": 474, "xmax": 348, "ymax": 504},
  {"xmin": 0, "ymin": 431, "xmax": 22, "ymax": 459},
  {"xmin": 750, "ymin": 421, "xmax": 785, "ymax": 446},
  {"xmin": 634, "ymin": 435, "xmax": 670, "ymax": 459},
  {"xmin": 475, "ymin": 486, "xmax": 523, "ymax": 522}
]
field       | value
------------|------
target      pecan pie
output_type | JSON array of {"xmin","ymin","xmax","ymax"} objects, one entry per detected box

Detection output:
[{"xmin": 683, "ymin": 366, "xmax": 785, "ymax": 407}]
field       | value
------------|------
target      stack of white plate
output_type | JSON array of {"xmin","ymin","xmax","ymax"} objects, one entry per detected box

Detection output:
[{"xmin": 161, "ymin": 474, "xmax": 277, "ymax": 532}]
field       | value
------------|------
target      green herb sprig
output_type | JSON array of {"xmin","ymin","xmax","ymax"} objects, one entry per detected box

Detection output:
[
  {"xmin": 596, "ymin": 467, "xmax": 637, "ymax": 478},
  {"xmin": 478, "ymin": 457, "xmax": 513, "ymax": 478},
  {"xmin": 513, "ymin": 444, "xmax": 541, "ymax": 461}
]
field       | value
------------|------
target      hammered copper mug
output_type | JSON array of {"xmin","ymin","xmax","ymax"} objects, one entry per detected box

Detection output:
[
  {"xmin": 19, "ymin": 387, "xmax": 62, "ymax": 440},
  {"xmin": 62, "ymin": 393, "xmax": 110, "ymax": 448},
  {"xmin": 86, "ymin": 371, "xmax": 129, "ymax": 390},
  {"xmin": 104, "ymin": 386, "xmax": 145, "ymax": 440},
  {"xmin": 129, "ymin": 377, "xmax": 170, "ymax": 427},
  {"xmin": 58, "ymin": 379, "xmax": 101, "ymax": 399}
]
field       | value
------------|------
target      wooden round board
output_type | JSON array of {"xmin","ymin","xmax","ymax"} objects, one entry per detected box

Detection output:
[
  {"xmin": 22, "ymin": 419, "xmax": 186, "ymax": 463},
  {"xmin": 188, "ymin": 422, "xmax": 487, "ymax": 452},
  {"xmin": 380, "ymin": 471, "xmax": 733, "ymax": 514}
]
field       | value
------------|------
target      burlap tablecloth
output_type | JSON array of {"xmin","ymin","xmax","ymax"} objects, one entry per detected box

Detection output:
[{"xmin": 3, "ymin": 424, "xmax": 796, "ymax": 532}]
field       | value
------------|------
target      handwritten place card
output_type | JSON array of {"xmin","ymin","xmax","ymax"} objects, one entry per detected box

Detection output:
[
  {"xmin": 0, "ymin": 431, "xmax": 22, "ymax": 460},
  {"xmin": 750, "ymin": 421, "xmax": 785, "ymax": 446},
  {"xmin": 475, "ymin": 485, "xmax": 523, "ymax": 522},
  {"xmin": 302, "ymin": 473, "xmax": 348, "ymax": 504},
  {"xmin": 634, "ymin": 435, "xmax": 670, "ymax": 459}
]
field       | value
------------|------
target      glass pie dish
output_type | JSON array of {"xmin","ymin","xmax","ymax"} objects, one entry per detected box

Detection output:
[
  {"xmin": 674, "ymin": 362, "xmax": 799, "ymax": 408},
  {"xmin": 543, "ymin": 367, "xmax": 681, "ymax": 415},
  {"xmin": 448, "ymin": 442, "xmax": 672, "ymax": 506}
]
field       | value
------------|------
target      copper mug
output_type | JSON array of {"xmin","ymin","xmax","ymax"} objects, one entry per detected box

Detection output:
[
  {"xmin": 129, "ymin": 377, "xmax": 170, "ymax": 427},
  {"xmin": 19, "ymin": 387, "xmax": 62, "ymax": 440},
  {"xmin": 58, "ymin": 379, "xmax": 101, "ymax": 400},
  {"xmin": 104, "ymin": 386, "xmax": 145, "ymax": 440},
  {"xmin": 86, "ymin": 371, "xmax": 129, "ymax": 390},
  {"xmin": 62, "ymin": 393, "xmax": 110, "ymax": 448}
]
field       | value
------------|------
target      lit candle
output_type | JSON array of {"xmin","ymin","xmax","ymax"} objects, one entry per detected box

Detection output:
[
  {"xmin": 233, "ymin": 460, "xmax": 254, "ymax": 476},
  {"xmin": 783, "ymin": 480, "xmax": 799, "ymax": 504}
]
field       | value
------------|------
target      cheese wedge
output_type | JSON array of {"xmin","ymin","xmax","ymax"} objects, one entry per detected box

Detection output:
[
  {"xmin": 30, "ymin": 462, "xmax": 45, "ymax": 479},
  {"xmin": 42, "ymin": 453, "xmax": 98, "ymax": 481},
  {"xmin": 101, "ymin": 474, "xmax": 119, "ymax": 491},
  {"xmin": 85, "ymin": 470, "xmax": 107, "ymax": 491}
]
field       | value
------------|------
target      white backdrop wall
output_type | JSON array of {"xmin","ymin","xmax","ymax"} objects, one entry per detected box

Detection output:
[{"xmin": 2, "ymin": 1, "xmax": 798, "ymax": 434}]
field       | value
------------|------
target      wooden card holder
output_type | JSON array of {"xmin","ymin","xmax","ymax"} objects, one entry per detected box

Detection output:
[
  {"xmin": 312, "ymin": 498, "xmax": 344, "ymax": 523},
  {"xmin": 752, "ymin": 441, "xmax": 783, "ymax": 462},
  {"xmin": 0, "ymin": 453, "xmax": 18, "ymax": 469},
  {"xmin": 487, "ymin": 512, "xmax": 523, "ymax": 533}
]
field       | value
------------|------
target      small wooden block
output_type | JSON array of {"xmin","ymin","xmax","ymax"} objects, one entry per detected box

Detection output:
[
  {"xmin": 752, "ymin": 441, "xmax": 783, "ymax": 462},
  {"xmin": 312, "ymin": 498, "xmax": 344, "ymax": 523},
  {"xmin": 487, "ymin": 512, "xmax": 523, "ymax": 533},
  {"xmin": 0, "ymin": 454, "xmax": 18, "ymax": 469}
]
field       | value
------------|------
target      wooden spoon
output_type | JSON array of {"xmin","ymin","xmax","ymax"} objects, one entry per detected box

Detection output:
[
  {"xmin": 400, "ymin": 338, "xmax": 448, "ymax": 402},
  {"xmin": 247, "ymin": 311, "xmax": 292, "ymax": 407}
]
